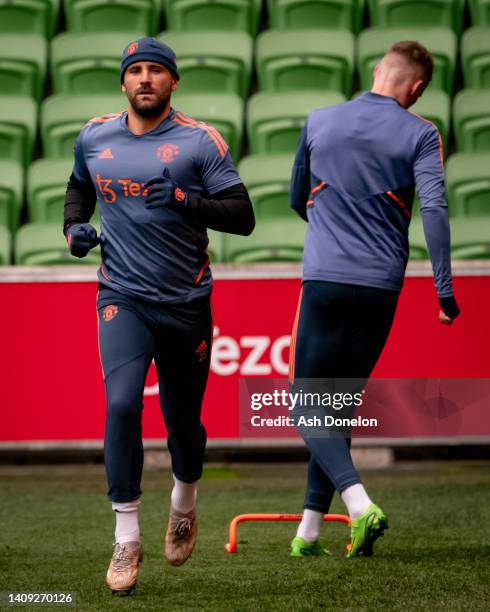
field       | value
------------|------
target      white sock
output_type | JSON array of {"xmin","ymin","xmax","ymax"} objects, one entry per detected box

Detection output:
[
  {"xmin": 341, "ymin": 484, "xmax": 372, "ymax": 519},
  {"xmin": 112, "ymin": 500, "xmax": 141, "ymax": 544},
  {"xmin": 296, "ymin": 509, "xmax": 324, "ymax": 542},
  {"xmin": 170, "ymin": 475, "xmax": 197, "ymax": 513}
]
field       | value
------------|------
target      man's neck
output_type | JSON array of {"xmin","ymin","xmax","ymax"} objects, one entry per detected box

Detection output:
[
  {"xmin": 126, "ymin": 104, "xmax": 172, "ymax": 135},
  {"xmin": 370, "ymin": 83, "xmax": 407, "ymax": 107}
]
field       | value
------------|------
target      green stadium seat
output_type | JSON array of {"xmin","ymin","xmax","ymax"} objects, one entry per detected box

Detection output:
[
  {"xmin": 247, "ymin": 91, "xmax": 345, "ymax": 154},
  {"xmin": 0, "ymin": 35, "xmax": 47, "ymax": 102},
  {"xmin": 0, "ymin": 0, "xmax": 59, "ymax": 38},
  {"xmin": 51, "ymin": 32, "xmax": 145, "ymax": 94},
  {"xmin": 357, "ymin": 27, "xmax": 457, "ymax": 93},
  {"xmin": 461, "ymin": 27, "xmax": 490, "ymax": 89},
  {"xmin": 267, "ymin": 0, "xmax": 364, "ymax": 33},
  {"xmin": 238, "ymin": 154, "xmax": 296, "ymax": 218},
  {"xmin": 207, "ymin": 228, "xmax": 225, "ymax": 262},
  {"xmin": 256, "ymin": 29, "xmax": 355, "ymax": 96},
  {"xmin": 172, "ymin": 93, "xmax": 244, "ymax": 161},
  {"xmin": 164, "ymin": 0, "xmax": 262, "ymax": 35},
  {"xmin": 257, "ymin": 30, "xmax": 354, "ymax": 96},
  {"xmin": 224, "ymin": 217, "xmax": 305, "ymax": 262},
  {"xmin": 15, "ymin": 222, "xmax": 101, "ymax": 265},
  {"xmin": 41, "ymin": 94, "xmax": 126, "ymax": 158},
  {"xmin": 445, "ymin": 153, "xmax": 490, "ymax": 216},
  {"xmin": 0, "ymin": 96, "xmax": 37, "ymax": 168},
  {"xmin": 410, "ymin": 90, "xmax": 451, "ymax": 148},
  {"xmin": 407, "ymin": 218, "xmax": 428, "ymax": 260},
  {"xmin": 368, "ymin": 0, "xmax": 464, "ymax": 33},
  {"xmin": 450, "ymin": 216, "xmax": 490, "ymax": 258},
  {"xmin": 453, "ymin": 90, "xmax": 490, "ymax": 153},
  {"xmin": 64, "ymin": 0, "xmax": 160, "ymax": 34},
  {"xmin": 0, "ymin": 225, "xmax": 11, "ymax": 265},
  {"xmin": 0, "ymin": 161, "xmax": 23, "ymax": 233},
  {"xmin": 469, "ymin": 0, "xmax": 490, "ymax": 27},
  {"xmin": 27, "ymin": 159, "xmax": 99, "ymax": 224},
  {"xmin": 158, "ymin": 31, "xmax": 253, "ymax": 98}
]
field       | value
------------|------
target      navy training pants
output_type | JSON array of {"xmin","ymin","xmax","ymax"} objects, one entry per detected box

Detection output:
[
  {"xmin": 97, "ymin": 285, "xmax": 212, "ymax": 503},
  {"xmin": 291, "ymin": 280, "xmax": 398, "ymax": 513}
]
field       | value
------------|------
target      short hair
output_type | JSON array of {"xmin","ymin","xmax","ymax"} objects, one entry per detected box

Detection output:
[{"xmin": 387, "ymin": 40, "xmax": 434, "ymax": 84}]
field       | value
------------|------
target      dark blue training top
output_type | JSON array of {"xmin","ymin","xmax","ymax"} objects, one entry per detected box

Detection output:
[
  {"xmin": 73, "ymin": 108, "xmax": 242, "ymax": 303},
  {"xmin": 290, "ymin": 91, "xmax": 454, "ymax": 297}
]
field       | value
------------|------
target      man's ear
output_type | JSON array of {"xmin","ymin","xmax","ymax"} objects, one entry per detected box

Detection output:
[
  {"xmin": 122, "ymin": 84, "xmax": 126, "ymax": 93},
  {"xmin": 373, "ymin": 63, "xmax": 380, "ymax": 79},
  {"xmin": 171, "ymin": 79, "xmax": 179, "ymax": 92},
  {"xmin": 410, "ymin": 79, "xmax": 425, "ymax": 98}
]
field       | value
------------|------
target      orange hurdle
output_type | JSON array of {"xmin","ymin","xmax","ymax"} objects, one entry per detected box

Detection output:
[{"xmin": 225, "ymin": 513, "xmax": 351, "ymax": 553}]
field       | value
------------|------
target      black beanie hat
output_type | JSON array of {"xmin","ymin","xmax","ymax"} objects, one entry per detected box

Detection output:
[{"xmin": 120, "ymin": 37, "xmax": 180, "ymax": 83}]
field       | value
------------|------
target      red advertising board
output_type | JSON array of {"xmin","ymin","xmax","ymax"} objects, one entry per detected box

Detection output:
[{"xmin": 0, "ymin": 265, "xmax": 489, "ymax": 442}]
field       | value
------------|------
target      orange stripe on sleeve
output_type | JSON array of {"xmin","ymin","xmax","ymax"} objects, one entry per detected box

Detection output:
[
  {"xmin": 87, "ymin": 112, "xmax": 123, "ymax": 125},
  {"xmin": 173, "ymin": 112, "xmax": 228, "ymax": 158},
  {"xmin": 437, "ymin": 132, "xmax": 444, "ymax": 167},
  {"xmin": 411, "ymin": 112, "xmax": 444, "ymax": 167},
  {"xmin": 176, "ymin": 111, "xmax": 228, "ymax": 152}
]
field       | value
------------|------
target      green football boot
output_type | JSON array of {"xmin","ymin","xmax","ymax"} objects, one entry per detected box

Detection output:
[
  {"xmin": 290, "ymin": 536, "xmax": 331, "ymax": 557},
  {"xmin": 346, "ymin": 503, "xmax": 388, "ymax": 558}
]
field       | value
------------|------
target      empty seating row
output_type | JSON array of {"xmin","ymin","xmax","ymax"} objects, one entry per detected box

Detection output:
[
  {"xmin": 4, "ymin": 27, "xmax": 490, "ymax": 102},
  {"xmin": 2, "ymin": 85, "xmax": 490, "ymax": 178},
  {"xmin": 1, "ymin": 151, "xmax": 490, "ymax": 239},
  {"xmin": 0, "ymin": 0, "xmax": 261, "ymax": 37},
  {"xmin": 3, "ymin": 213, "xmax": 490, "ymax": 266},
  {"xmin": 5, "ymin": 1, "xmax": 490, "ymax": 38}
]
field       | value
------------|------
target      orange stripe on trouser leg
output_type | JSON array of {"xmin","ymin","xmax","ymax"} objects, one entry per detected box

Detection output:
[
  {"xmin": 95, "ymin": 292, "xmax": 106, "ymax": 380},
  {"xmin": 289, "ymin": 287, "xmax": 303, "ymax": 384}
]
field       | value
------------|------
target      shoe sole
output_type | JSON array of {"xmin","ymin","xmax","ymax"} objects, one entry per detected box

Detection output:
[
  {"xmin": 290, "ymin": 546, "xmax": 331, "ymax": 558},
  {"xmin": 110, "ymin": 587, "xmax": 135, "ymax": 596}
]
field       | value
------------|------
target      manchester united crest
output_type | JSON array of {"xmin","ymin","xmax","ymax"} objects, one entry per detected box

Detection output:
[
  {"xmin": 156, "ymin": 143, "xmax": 180, "ymax": 163},
  {"xmin": 103, "ymin": 305, "xmax": 119, "ymax": 321},
  {"xmin": 127, "ymin": 42, "xmax": 139, "ymax": 55}
]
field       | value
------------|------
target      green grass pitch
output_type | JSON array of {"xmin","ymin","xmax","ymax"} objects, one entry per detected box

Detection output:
[{"xmin": 1, "ymin": 461, "xmax": 489, "ymax": 611}]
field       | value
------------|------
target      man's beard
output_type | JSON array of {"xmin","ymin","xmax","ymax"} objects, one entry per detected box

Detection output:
[{"xmin": 127, "ymin": 89, "xmax": 171, "ymax": 118}]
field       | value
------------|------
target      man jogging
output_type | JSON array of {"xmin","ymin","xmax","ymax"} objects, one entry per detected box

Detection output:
[
  {"xmin": 63, "ymin": 37, "xmax": 254, "ymax": 593},
  {"xmin": 288, "ymin": 41, "xmax": 460, "ymax": 559}
]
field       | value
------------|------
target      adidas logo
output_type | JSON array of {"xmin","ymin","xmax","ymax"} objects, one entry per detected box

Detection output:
[
  {"xmin": 98, "ymin": 148, "xmax": 114, "ymax": 159},
  {"xmin": 196, "ymin": 340, "xmax": 207, "ymax": 353}
]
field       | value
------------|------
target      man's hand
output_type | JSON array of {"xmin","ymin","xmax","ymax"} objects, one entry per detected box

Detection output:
[
  {"xmin": 438, "ymin": 296, "xmax": 460, "ymax": 325},
  {"xmin": 145, "ymin": 167, "xmax": 188, "ymax": 212},
  {"xmin": 66, "ymin": 223, "xmax": 99, "ymax": 258}
]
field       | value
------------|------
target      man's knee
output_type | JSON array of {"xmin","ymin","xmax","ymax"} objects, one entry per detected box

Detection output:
[{"xmin": 107, "ymin": 391, "xmax": 143, "ymax": 422}]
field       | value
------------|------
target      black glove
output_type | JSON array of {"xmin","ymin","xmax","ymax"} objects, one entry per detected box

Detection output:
[
  {"xmin": 439, "ymin": 295, "xmax": 460, "ymax": 320},
  {"xmin": 145, "ymin": 167, "xmax": 188, "ymax": 212},
  {"xmin": 66, "ymin": 223, "xmax": 99, "ymax": 258}
]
